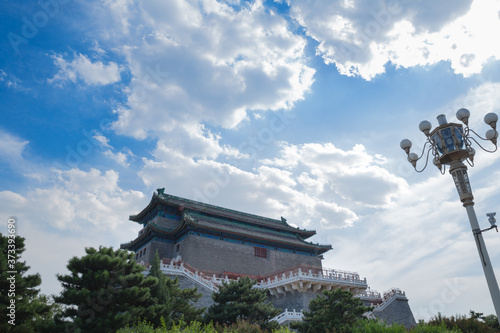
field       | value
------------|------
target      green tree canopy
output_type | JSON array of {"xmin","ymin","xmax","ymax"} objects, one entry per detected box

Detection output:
[
  {"xmin": 292, "ymin": 288, "xmax": 373, "ymax": 333},
  {"xmin": 427, "ymin": 311, "xmax": 499, "ymax": 333},
  {"xmin": 116, "ymin": 318, "xmax": 293, "ymax": 333},
  {"xmin": 204, "ymin": 276, "xmax": 279, "ymax": 327},
  {"xmin": 31, "ymin": 294, "xmax": 65, "ymax": 333},
  {"xmin": 55, "ymin": 246, "xmax": 159, "ymax": 333},
  {"xmin": 352, "ymin": 319, "xmax": 462, "ymax": 332},
  {"xmin": 0, "ymin": 232, "xmax": 51, "ymax": 333},
  {"xmin": 148, "ymin": 250, "xmax": 204, "ymax": 327},
  {"xmin": 483, "ymin": 314, "xmax": 500, "ymax": 331}
]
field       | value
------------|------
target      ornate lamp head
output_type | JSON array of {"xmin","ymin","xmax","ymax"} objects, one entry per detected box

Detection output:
[
  {"xmin": 400, "ymin": 109, "xmax": 498, "ymax": 174},
  {"xmin": 429, "ymin": 115, "xmax": 468, "ymax": 165}
]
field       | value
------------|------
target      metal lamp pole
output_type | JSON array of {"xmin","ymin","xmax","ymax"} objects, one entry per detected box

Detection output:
[
  {"xmin": 400, "ymin": 109, "xmax": 500, "ymax": 322},
  {"xmin": 450, "ymin": 159, "xmax": 500, "ymax": 321}
]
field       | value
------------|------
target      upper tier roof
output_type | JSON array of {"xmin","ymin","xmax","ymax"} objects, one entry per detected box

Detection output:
[
  {"xmin": 130, "ymin": 189, "xmax": 318, "ymax": 239},
  {"xmin": 121, "ymin": 211, "xmax": 332, "ymax": 255}
]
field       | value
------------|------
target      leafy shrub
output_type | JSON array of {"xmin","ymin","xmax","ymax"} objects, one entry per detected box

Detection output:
[
  {"xmin": 427, "ymin": 312, "xmax": 498, "ymax": 333},
  {"xmin": 117, "ymin": 318, "xmax": 291, "ymax": 333},
  {"xmin": 292, "ymin": 289, "xmax": 373, "ymax": 333},
  {"xmin": 352, "ymin": 319, "xmax": 407, "ymax": 332},
  {"xmin": 351, "ymin": 318, "xmax": 461, "ymax": 332},
  {"xmin": 411, "ymin": 321, "xmax": 461, "ymax": 333}
]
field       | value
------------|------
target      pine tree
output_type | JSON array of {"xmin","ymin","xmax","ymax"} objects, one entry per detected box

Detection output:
[
  {"xmin": 148, "ymin": 250, "xmax": 204, "ymax": 327},
  {"xmin": 167, "ymin": 273, "xmax": 205, "ymax": 323},
  {"xmin": 148, "ymin": 251, "xmax": 174, "ymax": 327},
  {"xmin": 0, "ymin": 233, "xmax": 51, "ymax": 333},
  {"xmin": 55, "ymin": 246, "xmax": 158, "ymax": 333},
  {"xmin": 31, "ymin": 294, "xmax": 65, "ymax": 333},
  {"xmin": 292, "ymin": 288, "xmax": 373, "ymax": 333},
  {"xmin": 204, "ymin": 276, "xmax": 279, "ymax": 327}
]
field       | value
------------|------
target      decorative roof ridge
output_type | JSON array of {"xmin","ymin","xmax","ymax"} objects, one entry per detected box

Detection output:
[
  {"xmin": 152, "ymin": 189, "xmax": 316, "ymax": 236},
  {"xmin": 185, "ymin": 210, "xmax": 307, "ymax": 236},
  {"xmin": 185, "ymin": 211, "xmax": 306, "ymax": 240},
  {"xmin": 158, "ymin": 190, "xmax": 282, "ymax": 223},
  {"xmin": 184, "ymin": 213, "xmax": 332, "ymax": 253},
  {"xmin": 121, "ymin": 217, "xmax": 190, "ymax": 250},
  {"xmin": 120, "ymin": 225, "xmax": 151, "ymax": 249},
  {"xmin": 148, "ymin": 217, "xmax": 185, "ymax": 234}
]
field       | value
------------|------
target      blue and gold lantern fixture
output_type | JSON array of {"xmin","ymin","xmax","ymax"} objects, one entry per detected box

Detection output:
[
  {"xmin": 400, "ymin": 108, "xmax": 498, "ymax": 174},
  {"xmin": 428, "ymin": 114, "xmax": 468, "ymax": 165}
]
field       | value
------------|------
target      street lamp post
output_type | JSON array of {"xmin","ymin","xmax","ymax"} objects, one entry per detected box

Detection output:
[{"xmin": 400, "ymin": 109, "xmax": 500, "ymax": 322}]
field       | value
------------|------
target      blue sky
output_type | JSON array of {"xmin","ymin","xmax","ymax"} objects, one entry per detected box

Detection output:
[{"xmin": 2, "ymin": 0, "xmax": 500, "ymax": 321}]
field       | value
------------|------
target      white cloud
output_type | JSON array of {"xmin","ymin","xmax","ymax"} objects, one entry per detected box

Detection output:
[
  {"xmin": 103, "ymin": 149, "xmax": 132, "ymax": 166},
  {"xmin": 50, "ymin": 53, "xmax": 121, "ymax": 86},
  {"xmin": 93, "ymin": 133, "xmax": 112, "ymax": 148},
  {"xmin": 138, "ymin": 140, "xmax": 406, "ymax": 230},
  {"xmin": 6, "ymin": 168, "xmax": 144, "ymax": 230},
  {"xmin": 0, "ymin": 167, "xmax": 147, "ymax": 296},
  {"xmin": 449, "ymin": 82, "xmax": 500, "ymax": 126},
  {"xmin": 264, "ymin": 143, "xmax": 407, "ymax": 208},
  {"xmin": 0, "ymin": 130, "xmax": 29, "ymax": 162},
  {"xmin": 150, "ymin": 123, "xmax": 245, "ymax": 160},
  {"xmin": 0, "ymin": 69, "xmax": 29, "ymax": 92},
  {"xmin": 288, "ymin": 0, "xmax": 500, "ymax": 79},
  {"xmin": 105, "ymin": 0, "xmax": 314, "ymax": 147},
  {"xmin": 93, "ymin": 133, "xmax": 134, "ymax": 166},
  {"xmin": 104, "ymin": 0, "xmax": 133, "ymax": 35}
]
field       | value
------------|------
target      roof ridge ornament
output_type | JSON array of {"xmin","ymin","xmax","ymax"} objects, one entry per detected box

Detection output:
[{"xmin": 157, "ymin": 188, "xmax": 165, "ymax": 196}]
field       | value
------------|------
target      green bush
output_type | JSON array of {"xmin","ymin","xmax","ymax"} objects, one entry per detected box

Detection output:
[
  {"xmin": 117, "ymin": 318, "xmax": 212, "ymax": 333},
  {"xmin": 411, "ymin": 321, "xmax": 461, "ymax": 333},
  {"xmin": 427, "ymin": 312, "xmax": 498, "ymax": 333},
  {"xmin": 483, "ymin": 315, "xmax": 500, "ymax": 331},
  {"xmin": 351, "ymin": 319, "xmax": 461, "ymax": 333},
  {"xmin": 204, "ymin": 277, "xmax": 279, "ymax": 328},
  {"xmin": 292, "ymin": 289, "xmax": 373, "ymax": 333},
  {"xmin": 214, "ymin": 319, "xmax": 291, "ymax": 333},
  {"xmin": 116, "ymin": 318, "xmax": 291, "ymax": 333},
  {"xmin": 352, "ymin": 319, "xmax": 407, "ymax": 332}
]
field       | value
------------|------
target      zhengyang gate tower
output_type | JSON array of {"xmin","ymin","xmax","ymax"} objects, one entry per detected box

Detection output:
[{"xmin": 121, "ymin": 189, "xmax": 416, "ymax": 327}]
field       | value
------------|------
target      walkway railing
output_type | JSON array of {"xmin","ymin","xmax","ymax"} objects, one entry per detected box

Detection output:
[
  {"xmin": 270, "ymin": 288, "xmax": 408, "ymax": 324},
  {"xmin": 357, "ymin": 289, "xmax": 382, "ymax": 298},
  {"xmin": 371, "ymin": 288, "xmax": 407, "ymax": 312},
  {"xmin": 257, "ymin": 267, "xmax": 368, "ymax": 295},
  {"xmin": 356, "ymin": 289, "xmax": 383, "ymax": 306},
  {"xmin": 139, "ymin": 259, "xmax": 221, "ymax": 292},
  {"xmin": 139, "ymin": 260, "xmax": 369, "ymax": 295},
  {"xmin": 270, "ymin": 309, "xmax": 303, "ymax": 324}
]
